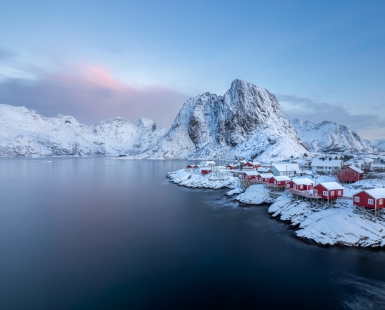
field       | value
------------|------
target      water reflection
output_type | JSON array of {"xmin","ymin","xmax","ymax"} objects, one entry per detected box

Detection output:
[{"xmin": 0, "ymin": 158, "xmax": 384, "ymax": 310}]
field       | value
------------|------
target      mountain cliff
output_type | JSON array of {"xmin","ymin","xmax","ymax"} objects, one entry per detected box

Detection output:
[
  {"xmin": 370, "ymin": 139, "xmax": 385, "ymax": 151},
  {"xmin": 135, "ymin": 80, "xmax": 308, "ymax": 161},
  {"xmin": 291, "ymin": 119, "xmax": 377, "ymax": 153},
  {"xmin": 0, "ymin": 104, "xmax": 166, "ymax": 156}
]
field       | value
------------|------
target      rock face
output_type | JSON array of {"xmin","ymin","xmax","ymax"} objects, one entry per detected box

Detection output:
[
  {"xmin": 0, "ymin": 104, "xmax": 166, "ymax": 156},
  {"xmin": 291, "ymin": 119, "xmax": 377, "ymax": 153},
  {"xmin": 136, "ymin": 79, "xmax": 308, "ymax": 161}
]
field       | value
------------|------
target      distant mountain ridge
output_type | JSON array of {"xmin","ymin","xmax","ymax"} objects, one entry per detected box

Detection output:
[
  {"xmin": 134, "ymin": 79, "xmax": 308, "ymax": 161},
  {"xmin": 370, "ymin": 139, "xmax": 385, "ymax": 151},
  {"xmin": 291, "ymin": 118, "xmax": 377, "ymax": 153},
  {"xmin": 0, "ymin": 80, "xmax": 381, "ymax": 159},
  {"xmin": 0, "ymin": 104, "xmax": 166, "ymax": 156}
]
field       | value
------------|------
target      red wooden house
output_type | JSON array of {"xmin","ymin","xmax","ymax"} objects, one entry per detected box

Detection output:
[
  {"xmin": 226, "ymin": 164, "xmax": 238, "ymax": 170},
  {"xmin": 200, "ymin": 168, "xmax": 212, "ymax": 175},
  {"xmin": 187, "ymin": 165, "xmax": 198, "ymax": 169},
  {"xmin": 268, "ymin": 176, "xmax": 291, "ymax": 186},
  {"xmin": 243, "ymin": 162, "xmax": 254, "ymax": 169},
  {"xmin": 286, "ymin": 178, "xmax": 314, "ymax": 191},
  {"xmin": 313, "ymin": 182, "xmax": 344, "ymax": 199},
  {"xmin": 241, "ymin": 171, "xmax": 260, "ymax": 180},
  {"xmin": 337, "ymin": 166, "xmax": 364, "ymax": 183},
  {"xmin": 257, "ymin": 173, "xmax": 274, "ymax": 183},
  {"xmin": 252, "ymin": 162, "xmax": 261, "ymax": 169},
  {"xmin": 353, "ymin": 188, "xmax": 385, "ymax": 210}
]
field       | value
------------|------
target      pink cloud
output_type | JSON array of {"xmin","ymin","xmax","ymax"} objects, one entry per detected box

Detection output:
[{"xmin": 0, "ymin": 63, "xmax": 190, "ymax": 127}]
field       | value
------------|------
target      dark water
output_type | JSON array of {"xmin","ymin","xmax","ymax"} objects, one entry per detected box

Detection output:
[{"xmin": 1, "ymin": 158, "xmax": 385, "ymax": 310}]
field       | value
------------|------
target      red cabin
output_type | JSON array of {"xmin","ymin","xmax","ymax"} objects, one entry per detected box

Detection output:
[
  {"xmin": 286, "ymin": 178, "xmax": 314, "ymax": 191},
  {"xmin": 226, "ymin": 164, "xmax": 238, "ymax": 170},
  {"xmin": 337, "ymin": 166, "xmax": 364, "ymax": 183},
  {"xmin": 242, "ymin": 171, "xmax": 260, "ymax": 180},
  {"xmin": 243, "ymin": 162, "xmax": 254, "ymax": 169},
  {"xmin": 313, "ymin": 182, "xmax": 344, "ymax": 199},
  {"xmin": 201, "ymin": 168, "xmax": 211, "ymax": 175},
  {"xmin": 186, "ymin": 165, "xmax": 198, "ymax": 169},
  {"xmin": 269, "ymin": 176, "xmax": 291, "ymax": 186},
  {"xmin": 353, "ymin": 188, "xmax": 385, "ymax": 210},
  {"xmin": 252, "ymin": 162, "xmax": 261, "ymax": 169}
]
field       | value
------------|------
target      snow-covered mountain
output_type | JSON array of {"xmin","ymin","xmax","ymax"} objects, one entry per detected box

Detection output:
[
  {"xmin": 291, "ymin": 119, "xmax": 377, "ymax": 153},
  {"xmin": 0, "ymin": 104, "xmax": 166, "ymax": 156},
  {"xmin": 371, "ymin": 139, "xmax": 385, "ymax": 151},
  {"xmin": 135, "ymin": 79, "xmax": 308, "ymax": 161}
]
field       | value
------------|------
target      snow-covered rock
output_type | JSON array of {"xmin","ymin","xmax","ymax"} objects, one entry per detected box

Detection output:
[
  {"xmin": 269, "ymin": 195, "xmax": 385, "ymax": 247},
  {"xmin": 291, "ymin": 119, "xmax": 377, "ymax": 153},
  {"xmin": 167, "ymin": 168, "xmax": 237, "ymax": 189},
  {"xmin": 136, "ymin": 80, "xmax": 308, "ymax": 161},
  {"xmin": 0, "ymin": 104, "xmax": 166, "ymax": 156},
  {"xmin": 235, "ymin": 184, "xmax": 274, "ymax": 204}
]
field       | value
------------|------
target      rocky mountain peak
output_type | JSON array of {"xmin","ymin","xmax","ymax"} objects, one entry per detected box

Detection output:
[
  {"xmin": 136, "ymin": 80, "xmax": 307, "ymax": 160},
  {"xmin": 292, "ymin": 118, "xmax": 377, "ymax": 153}
]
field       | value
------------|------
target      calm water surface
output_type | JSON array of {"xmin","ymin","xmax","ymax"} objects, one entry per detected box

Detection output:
[{"xmin": 0, "ymin": 158, "xmax": 385, "ymax": 310}]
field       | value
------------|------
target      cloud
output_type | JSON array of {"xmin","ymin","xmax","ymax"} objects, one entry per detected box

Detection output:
[
  {"xmin": 276, "ymin": 93, "xmax": 385, "ymax": 139},
  {"xmin": 0, "ymin": 47, "xmax": 17, "ymax": 63},
  {"xmin": 0, "ymin": 63, "xmax": 190, "ymax": 128}
]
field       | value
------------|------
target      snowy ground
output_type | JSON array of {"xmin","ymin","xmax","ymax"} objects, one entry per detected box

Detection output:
[
  {"xmin": 269, "ymin": 194, "xmax": 385, "ymax": 247},
  {"xmin": 235, "ymin": 184, "xmax": 274, "ymax": 204},
  {"xmin": 167, "ymin": 168, "xmax": 238, "ymax": 189}
]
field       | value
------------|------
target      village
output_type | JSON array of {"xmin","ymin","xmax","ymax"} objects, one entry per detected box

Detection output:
[{"xmin": 168, "ymin": 153, "xmax": 385, "ymax": 247}]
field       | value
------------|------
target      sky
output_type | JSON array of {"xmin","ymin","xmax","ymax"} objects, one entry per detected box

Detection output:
[{"xmin": 0, "ymin": 0, "xmax": 384, "ymax": 139}]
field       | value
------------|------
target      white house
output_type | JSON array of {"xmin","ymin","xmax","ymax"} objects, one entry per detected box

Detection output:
[
  {"xmin": 311, "ymin": 158, "xmax": 342, "ymax": 174},
  {"xmin": 200, "ymin": 161, "xmax": 216, "ymax": 167},
  {"xmin": 271, "ymin": 163, "xmax": 300, "ymax": 176}
]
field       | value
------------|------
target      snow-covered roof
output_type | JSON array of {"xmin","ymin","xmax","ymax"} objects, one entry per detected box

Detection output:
[
  {"xmin": 259, "ymin": 173, "xmax": 274, "ymax": 178},
  {"xmin": 364, "ymin": 188, "xmax": 385, "ymax": 199},
  {"xmin": 243, "ymin": 171, "xmax": 260, "ymax": 176},
  {"xmin": 345, "ymin": 165, "xmax": 364, "ymax": 174},
  {"xmin": 273, "ymin": 176, "xmax": 291, "ymax": 181},
  {"xmin": 319, "ymin": 182, "xmax": 344, "ymax": 190},
  {"xmin": 257, "ymin": 167, "xmax": 271, "ymax": 172},
  {"xmin": 252, "ymin": 161, "xmax": 261, "ymax": 165},
  {"xmin": 372, "ymin": 164, "xmax": 385, "ymax": 168},
  {"xmin": 203, "ymin": 161, "xmax": 216, "ymax": 165},
  {"xmin": 292, "ymin": 178, "xmax": 314, "ymax": 185},
  {"xmin": 272, "ymin": 163, "xmax": 299, "ymax": 171},
  {"xmin": 311, "ymin": 159, "xmax": 342, "ymax": 167}
]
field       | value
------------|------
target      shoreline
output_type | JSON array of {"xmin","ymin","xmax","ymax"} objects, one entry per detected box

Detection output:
[{"xmin": 168, "ymin": 168, "xmax": 385, "ymax": 248}]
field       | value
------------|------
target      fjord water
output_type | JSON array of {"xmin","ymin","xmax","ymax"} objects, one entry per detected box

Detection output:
[{"xmin": 1, "ymin": 158, "xmax": 385, "ymax": 310}]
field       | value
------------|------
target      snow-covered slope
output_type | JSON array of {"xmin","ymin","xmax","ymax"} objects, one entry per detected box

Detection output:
[
  {"xmin": 291, "ymin": 119, "xmax": 377, "ymax": 153},
  {"xmin": 0, "ymin": 104, "xmax": 166, "ymax": 156},
  {"xmin": 371, "ymin": 139, "xmax": 385, "ymax": 151},
  {"xmin": 136, "ymin": 80, "xmax": 308, "ymax": 161}
]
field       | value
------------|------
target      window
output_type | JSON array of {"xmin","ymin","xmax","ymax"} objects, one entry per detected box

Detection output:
[
  {"xmin": 354, "ymin": 196, "xmax": 360, "ymax": 202},
  {"xmin": 314, "ymin": 190, "xmax": 318, "ymax": 195},
  {"xmin": 368, "ymin": 199, "xmax": 374, "ymax": 205},
  {"xmin": 338, "ymin": 190, "xmax": 342, "ymax": 195},
  {"xmin": 286, "ymin": 184, "xmax": 290, "ymax": 188},
  {"xmin": 274, "ymin": 181, "xmax": 277, "ymax": 184},
  {"xmin": 380, "ymin": 199, "xmax": 383, "ymax": 205},
  {"xmin": 323, "ymin": 191, "xmax": 328, "ymax": 196},
  {"xmin": 294, "ymin": 185, "xmax": 297, "ymax": 190},
  {"xmin": 299, "ymin": 185, "xmax": 303, "ymax": 189},
  {"xmin": 331, "ymin": 191, "xmax": 334, "ymax": 196}
]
